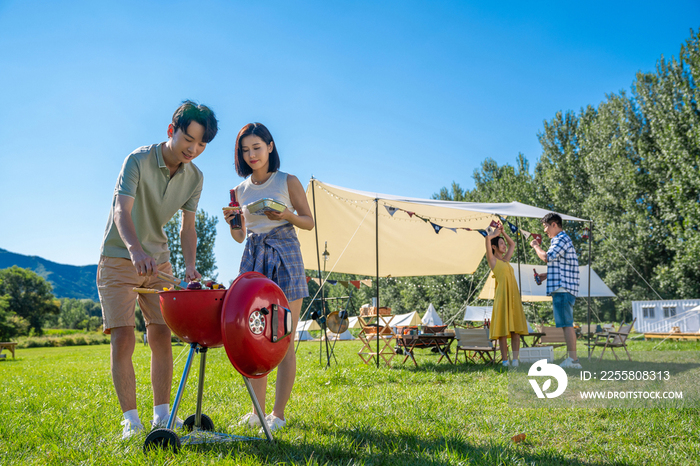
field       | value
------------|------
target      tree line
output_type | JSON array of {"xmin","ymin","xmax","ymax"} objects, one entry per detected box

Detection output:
[{"xmin": 304, "ymin": 29, "xmax": 700, "ymax": 326}]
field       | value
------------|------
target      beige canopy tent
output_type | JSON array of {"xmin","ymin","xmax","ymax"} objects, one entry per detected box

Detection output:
[
  {"xmin": 296, "ymin": 179, "xmax": 593, "ymax": 364},
  {"xmin": 478, "ymin": 264, "xmax": 615, "ymax": 302},
  {"xmin": 297, "ymin": 179, "xmax": 587, "ymax": 278}
]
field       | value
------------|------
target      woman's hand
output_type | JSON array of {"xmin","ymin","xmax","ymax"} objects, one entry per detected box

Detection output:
[
  {"xmin": 222, "ymin": 207, "xmax": 241, "ymax": 224},
  {"xmin": 223, "ymin": 206, "xmax": 246, "ymax": 243},
  {"xmin": 264, "ymin": 208, "xmax": 288, "ymax": 222}
]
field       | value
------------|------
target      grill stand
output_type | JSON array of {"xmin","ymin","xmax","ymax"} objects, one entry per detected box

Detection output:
[{"xmin": 144, "ymin": 342, "xmax": 273, "ymax": 453}]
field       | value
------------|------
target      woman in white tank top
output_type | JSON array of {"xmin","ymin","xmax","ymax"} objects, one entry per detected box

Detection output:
[{"xmin": 223, "ymin": 122, "xmax": 314, "ymax": 433}]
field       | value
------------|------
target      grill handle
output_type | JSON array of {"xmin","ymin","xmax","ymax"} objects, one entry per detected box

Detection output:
[{"xmin": 270, "ymin": 304, "xmax": 292, "ymax": 343}]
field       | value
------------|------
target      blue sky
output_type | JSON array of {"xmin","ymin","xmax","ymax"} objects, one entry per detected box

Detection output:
[{"xmin": 1, "ymin": 0, "xmax": 698, "ymax": 284}]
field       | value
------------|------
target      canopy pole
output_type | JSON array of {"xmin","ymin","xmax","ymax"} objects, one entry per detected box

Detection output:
[
  {"xmin": 515, "ymin": 217, "xmax": 522, "ymax": 300},
  {"xmin": 587, "ymin": 221, "xmax": 593, "ymax": 361},
  {"xmin": 310, "ymin": 178, "xmax": 330, "ymax": 367},
  {"xmin": 375, "ymin": 198, "xmax": 380, "ymax": 369}
]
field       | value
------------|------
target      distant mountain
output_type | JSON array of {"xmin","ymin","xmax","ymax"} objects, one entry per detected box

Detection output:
[{"xmin": 0, "ymin": 248, "xmax": 98, "ymax": 301}]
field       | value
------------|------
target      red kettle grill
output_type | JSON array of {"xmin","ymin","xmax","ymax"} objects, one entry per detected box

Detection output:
[{"xmin": 144, "ymin": 271, "xmax": 293, "ymax": 453}]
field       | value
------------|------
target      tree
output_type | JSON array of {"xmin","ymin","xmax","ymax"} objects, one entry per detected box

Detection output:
[
  {"xmin": 0, "ymin": 295, "xmax": 30, "ymax": 341},
  {"xmin": 0, "ymin": 266, "xmax": 59, "ymax": 334},
  {"xmin": 164, "ymin": 209, "xmax": 219, "ymax": 280}
]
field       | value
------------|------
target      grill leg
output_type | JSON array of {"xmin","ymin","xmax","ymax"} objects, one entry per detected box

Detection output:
[
  {"xmin": 194, "ymin": 347, "xmax": 208, "ymax": 430},
  {"xmin": 167, "ymin": 343, "xmax": 197, "ymax": 430},
  {"xmin": 243, "ymin": 376, "xmax": 273, "ymax": 442}
]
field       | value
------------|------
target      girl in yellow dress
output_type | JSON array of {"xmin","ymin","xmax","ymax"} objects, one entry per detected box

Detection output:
[{"xmin": 485, "ymin": 223, "xmax": 529, "ymax": 367}]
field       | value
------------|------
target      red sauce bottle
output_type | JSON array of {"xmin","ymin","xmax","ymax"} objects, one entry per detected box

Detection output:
[{"xmin": 229, "ymin": 189, "xmax": 242, "ymax": 230}]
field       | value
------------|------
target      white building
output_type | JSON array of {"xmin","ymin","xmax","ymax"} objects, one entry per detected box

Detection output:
[{"xmin": 632, "ymin": 299, "xmax": 700, "ymax": 333}]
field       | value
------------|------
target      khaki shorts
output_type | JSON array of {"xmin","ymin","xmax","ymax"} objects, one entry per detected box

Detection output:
[{"xmin": 96, "ymin": 256, "xmax": 174, "ymax": 334}]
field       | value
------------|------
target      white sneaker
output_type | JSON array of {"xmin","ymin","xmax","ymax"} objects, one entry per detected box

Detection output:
[
  {"xmin": 238, "ymin": 412, "xmax": 263, "ymax": 428},
  {"xmin": 511, "ymin": 360, "xmax": 520, "ymax": 368},
  {"xmin": 559, "ymin": 357, "xmax": 583, "ymax": 369},
  {"xmin": 502, "ymin": 360, "xmax": 510, "ymax": 368},
  {"xmin": 121, "ymin": 419, "xmax": 144, "ymax": 440},
  {"xmin": 151, "ymin": 415, "xmax": 184, "ymax": 430},
  {"xmin": 260, "ymin": 413, "xmax": 286, "ymax": 434}
]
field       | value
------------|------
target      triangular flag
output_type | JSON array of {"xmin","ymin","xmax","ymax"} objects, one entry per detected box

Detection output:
[
  {"xmin": 306, "ymin": 276, "xmax": 311, "ymax": 284},
  {"xmin": 531, "ymin": 233, "xmax": 543, "ymax": 244},
  {"xmin": 477, "ymin": 229, "xmax": 488, "ymax": 237},
  {"xmin": 338, "ymin": 280, "xmax": 349, "ymax": 288},
  {"xmin": 327, "ymin": 280, "xmax": 337, "ymax": 285},
  {"xmin": 489, "ymin": 220, "xmax": 500, "ymax": 229},
  {"xmin": 384, "ymin": 206, "xmax": 398, "ymax": 216},
  {"xmin": 430, "ymin": 222, "xmax": 443, "ymax": 234},
  {"xmin": 311, "ymin": 277, "xmax": 321, "ymax": 285},
  {"xmin": 417, "ymin": 216, "xmax": 429, "ymax": 223},
  {"xmin": 350, "ymin": 280, "xmax": 361, "ymax": 289},
  {"xmin": 361, "ymin": 279, "xmax": 373, "ymax": 287},
  {"xmin": 406, "ymin": 211, "xmax": 415, "ymax": 218},
  {"xmin": 521, "ymin": 229, "xmax": 531, "ymax": 240},
  {"xmin": 508, "ymin": 222, "xmax": 518, "ymax": 234},
  {"xmin": 446, "ymin": 227, "xmax": 457, "ymax": 233}
]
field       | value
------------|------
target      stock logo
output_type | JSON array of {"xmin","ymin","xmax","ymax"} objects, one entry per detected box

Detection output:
[{"xmin": 528, "ymin": 359, "xmax": 568, "ymax": 398}]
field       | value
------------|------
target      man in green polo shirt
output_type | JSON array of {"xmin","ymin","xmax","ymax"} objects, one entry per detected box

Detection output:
[{"xmin": 97, "ymin": 100, "xmax": 218, "ymax": 440}]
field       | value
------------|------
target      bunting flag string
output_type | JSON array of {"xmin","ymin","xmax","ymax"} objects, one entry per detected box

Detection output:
[
  {"xmin": 378, "ymin": 202, "xmax": 503, "ymax": 236},
  {"xmin": 305, "ymin": 276, "xmax": 372, "ymax": 289}
]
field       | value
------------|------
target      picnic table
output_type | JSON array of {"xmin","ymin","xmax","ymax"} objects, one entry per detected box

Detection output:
[
  {"xmin": 0, "ymin": 342, "xmax": 17, "ymax": 359},
  {"xmin": 396, "ymin": 333, "xmax": 455, "ymax": 366}
]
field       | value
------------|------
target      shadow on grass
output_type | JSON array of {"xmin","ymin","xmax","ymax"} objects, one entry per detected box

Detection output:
[{"xmin": 157, "ymin": 423, "xmax": 611, "ymax": 466}]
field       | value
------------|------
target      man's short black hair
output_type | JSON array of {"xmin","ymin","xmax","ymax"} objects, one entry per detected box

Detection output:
[
  {"xmin": 541, "ymin": 212, "xmax": 562, "ymax": 228},
  {"xmin": 172, "ymin": 100, "xmax": 219, "ymax": 143}
]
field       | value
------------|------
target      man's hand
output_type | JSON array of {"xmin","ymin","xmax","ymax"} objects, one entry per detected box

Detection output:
[
  {"xmin": 130, "ymin": 250, "xmax": 158, "ymax": 276},
  {"xmin": 530, "ymin": 239, "xmax": 548, "ymax": 263},
  {"xmin": 185, "ymin": 265, "xmax": 201, "ymax": 283}
]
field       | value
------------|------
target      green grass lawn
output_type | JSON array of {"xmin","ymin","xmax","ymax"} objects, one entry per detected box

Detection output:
[{"xmin": 0, "ymin": 338, "xmax": 698, "ymax": 465}]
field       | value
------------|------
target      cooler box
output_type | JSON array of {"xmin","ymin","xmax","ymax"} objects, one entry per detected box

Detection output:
[{"xmin": 519, "ymin": 346, "xmax": 554, "ymax": 363}]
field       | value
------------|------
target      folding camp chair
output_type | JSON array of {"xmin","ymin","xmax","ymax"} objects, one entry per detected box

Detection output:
[
  {"xmin": 536, "ymin": 326, "xmax": 568, "ymax": 349},
  {"xmin": 588, "ymin": 318, "xmax": 636, "ymax": 362},
  {"xmin": 454, "ymin": 328, "xmax": 500, "ymax": 365}
]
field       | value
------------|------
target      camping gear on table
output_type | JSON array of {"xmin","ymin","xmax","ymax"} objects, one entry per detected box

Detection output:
[{"xmin": 143, "ymin": 271, "xmax": 293, "ymax": 453}]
